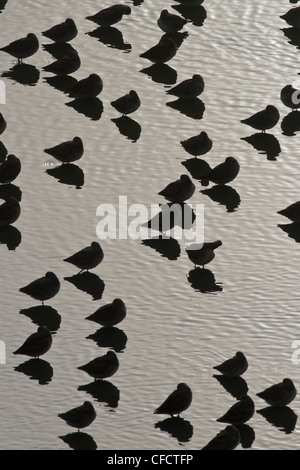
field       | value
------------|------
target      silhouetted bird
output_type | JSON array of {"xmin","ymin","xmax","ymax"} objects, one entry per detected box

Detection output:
[
  {"xmin": 13, "ymin": 326, "xmax": 52, "ymax": 358},
  {"xmin": 157, "ymin": 9, "xmax": 187, "ymax": 33},
  {"xmin": 204, "ymin": 157, "xmax": 240, "ymax": 185},
  {"xmin": 241, "ymin": 105, "xmax": 279, "ymax": 132},
  {"xmin": 186, "ymin": 240, "xmax": 222, "ymax": 267},
  {"xmin": 68, "ymin": 74, "xmax": 103, "ymax": 99},
  {"xmin": 213, "ymin": 352, "xmax": 248, "ymax": 377},
  {"xmin": 278, "ymin": 201, "xmax": 300, "ymax": 223},
  {"xmin": 0, "ymin": 196, "xmax": 20, "ymax": 226},
  {"xmin": 256, "ymin": 379, "xmax": 297, "ymax": 407},
  {"xmin": 85, "ymin": 299, "xmax": 126, "ymax": 326},
  {"xmin": 180, "ymin": 131, "xmax": 212, "ymax": 157},
  {"xmin": 140, "ymin": 36, "xmax": 177, "ymax": 64},
  {"xmin": 58, "ymin": 401, "xmax": 96, "ymax": 430},
  {"xmin": 19, "ymin": 272, "xmax": 60, "ymax": 302},
  {"xmin": 111, "ymin": 90, "xmax": 141, "ymax": 115},
  {"xmin": 42, "ymin": 18, "xmax": 78, "ymax": 43},
  {"xmin": 154, "ymin": 383, "xmax": 192, "ymax": 417},
  {"xmin": 158, "ymin": 174, "xmax": 195, "ymax": 202},
  {"xmin": 86, "ymin": 4, "xmax": 131, "ymax": 27},
  {"xmin": 217, "ymin": 396, "xmax": 255, "ymax": 425},
  {"xmin": 44, "ymin": 136, "xmax": 84, "ymax": 163},
  {"xmin": 43, "ymin": 51, "xmax": 81, "ymax": 75},
  {"xmin": 202, "ymin": 425, "xmax": 241, "ymax": 450},
  {"xmin": 0, "ymin": 33, "xmax": 39, "ymax": 61},
  {"xmin": 167, "ymin": 74, "xmax": 204, "ymax": 99},
  {"xmin": 0, "ymin": 155, "xmax": 21, "ymax": 184},
  {"xmin": 64, "ymin": 242, "xmax": 104, "ymax": 272},
  {"xmin": 78, "ymin": 351, "xmax": 119, "ymax": 380},
  {"xmin": 280, "ymin": 6, "xmax": 300, "ymax": 26}
]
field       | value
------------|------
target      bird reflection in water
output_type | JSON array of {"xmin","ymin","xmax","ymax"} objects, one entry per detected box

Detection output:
[
  {"xmin": 278, "ymin": 221, "xmax": 300, "ymax": 243},
  {"xmin": 65, "ymin": 97, "xmax": 104, "ymax": 121},
  {"xmin": 166, "ymin": 98, "xmax": 205, "ymax": 120},
  {"xmin": 241, "ymin": 133, "xmax": 281, "ymax": 160},
  {"xmin": 140, "ymin": 63, "xmax": 177, "ymax": 85},
  {"xmin": 78, "ymin": 379, "xmax": 120, "ymax": 408},
  {"xmin": 201, "ymin": 185, "xmax": 241, "ymax": 213},
  {"xmin": 281, "ymin": 111, "xmax": 300, "ymax": 136},
  {"xmin": 155, "ymin": 417, "xmax": 193, "ymax": 444},
  {"xmin": 187, "ymin": 267, "xmax": 223, "ymax": 293},
  {"xmin": 0, "ymin": 224, "xmax": 21, "ymax": 250},
  {"xmin": 111, "ymin": 116, "xmax": 141, "ymax": 142},
  {"xmin": 142, "ymin": 236, "xmax": 181, "ymax": 260},
  {"xmin": 2, "ymin": 63, "xmax": 40, "ymax": 86},
  {"xmin": 236, "ymin": 424, "xmax": 256, "ymax": 449},
  {"xmin": 86, "ymin": 26, "xmax": 132, "ymax": 52},
  {"xmin": 59, "ymin": 432, "xmax": 97, "ymax": 450},
  {"xmin": 14, "ymin": 358, "xmax": 53, "ymax": 385},
  {"xmin": 46, "ymin": 163, "xmax": 84, "ymax": 189},
  {"xmin": 19, "ymin": 305, "xmax": 61, "ymax": 334},
  {"xmin": 213, "ymin": 375, "xmax": 249, "ymax": 399},
  {"xmin": 171, "ymin": 4, "xmax": 207, "ymax": 27},
  {"xmin": 256, "ymin": 406, "xmax": 297, "ymax": 434},
  {"xmin": 86, "ymin": 326, "xmax": 127, "ymax": 353},
  {"xmin": 44, "ymin": 74, "xmax": 78, "ymax": 94},
  {"xmin": 64, "ymin": 271, "xmax": 105, "ymax": 300}
]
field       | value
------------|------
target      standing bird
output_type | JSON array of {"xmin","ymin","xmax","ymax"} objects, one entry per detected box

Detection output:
[
  {"xmin": 186, "ymin": 240, "xmax": 222, "ymax": 268},
  {"xmin": 213, "ymin": 352, "xmax": 248, "ymax": 377},
  {"xmin": 278, "ymin": 201, "xmax": 300, "ymax": 223},
  {"xmin": 157, "ymin": 9, "xmax": 187, "ymax": 33},
  {"xmin": 85, "ymin": 298, "xmax": 126, "ymax": 326},
  {"xmin": 111, "ymin": 90, "xmax": 141, "ymax": 116},
  {"xmin": 241, "ymin": 105, "xmax": 280, "ymax": 132},
  {"xmin": 0, "ymin": 33, "xmax": 39, "ymax": 61},
  {"xmin": 68, "ymin": 74, "xmax": 103, "ymax": 99},
  {"xmin": 154, "ymin": 383, "xmax": 192, "ymax": 417},
  {"xmin": 158, "ymin": 174, "xmax": 195, "ymax": 203},
  {"xmin": 217, "ymin": 395, "xmax": 255, "ymax": 425},
  {"xmin": 63, "ymin": 241, "xmax": 104, "ymax": 273},
  {"xmin": 140, "ymin": 36, "xmax": 177, "ymax": 64},
  {"xmin": 42, "ymin": 18, "xmax": 78, "ymax": 43},
  {"xmin": 78, "ymin": 351, "xmax": 119, "ymax": 380},
  {"xmin": 44, "ymin": 136, "xmax": 84, "ymax": 164},
  {"xmin": 167, "ymin": 74, "xmax": 204, "ymax": 99},
  {"xmin": 42, "ymin": 51, "xmax": 81, "ymax": 75},
  {"xmin": 203, "ymin": 157, "xmax": 240, "ymax": 185},
  {"xmin": 0, "ymin": 197, "xmax": 20, "ymax": 226},
  {"xmin": 0, "ymin": 155, "xmax": 21, "ymax": 184},
  {"xmin": 58, "ymin": 401, "xmax": 96, "ymax": 430},
  {"xmin": 86, "ymin": 4, "xmax": 131, "ymax": 27},
  {"xmin": 13, "ymin": 326, "xmax": 52, "ymax": 358},
  {"xmin": 180, "ymin": 131, "xmax": 212, "ymax": 157},
  {"xmin": 19, "ymin": 272, "xmax": 60, "ymax": 303},
  {"xmin": 202, "ymin": 425, "xmax": 241, "ymax": 450},
  {"xmin": 280, "ymin": 6, "xmax": 300, "ymax": 27},
  {"xmin": 256, "ymin": 378, "xmax": 297, "ymax": 407}
]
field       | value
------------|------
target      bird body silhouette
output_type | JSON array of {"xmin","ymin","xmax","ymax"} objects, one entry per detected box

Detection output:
[
  {"xmin": 217, "ymin": 395, "xmax": 255, "ymax": 425},
  {"xmin": 19, "ymin": 272, "xmax": 60, "ymax": 302},
  {"xmin": 278, "ymin": 201, "xmax": 300, "ymax": 223},
  {"xmin": 158, "ymin": 174, "xmax": 195, "ymax": 202},
  {"xmin": 256, "ymin": 378, "xmax": 297, "ymax": 407},
  {"xmin": 78, "ymin": 351, "xmax": 119, "ymax": 380},
  {"xmin": 64, "ymin": 242, "xmax": 104, "ymax": 272},
  {"xmin": 68, "ymin": 74, "xmax": 103, "ymax": 99},
  {"xmin": 59, "ymin": 401, "xmax": 96, "ymax": 430},
  {"xmin": 44, "ymin": 136, "xmax": 84, "ymax": 163},
  {"xmin": 140, "ymin": 37, "xmax": 177, "ymax": 64},
  {"xmin": 154, "ymin": 383, "xmax": 192, "ymax": 417},
  {"xmin": 204, "ymin": 157, "xmax": 240, "ymax": 185},
  {"xmin": 13, "ymin": 326, "xmax": 52, "ymax": 358},
  {"xmin": 0, "ymin": 197, "xmax": 20, "ymax": 226},
  {"xmin": 213, "ymin": 352, "xmax": 248, "ymax": 377},
  {"xmin": 167, "ymin": 74, "xmax": 204, "ymax": 99},
  {"xmin": 0, "ymin": 155, "xmax": 21, "ymax": 184},
  {"xmin": 111, "ymin": 90, "xmax": 141, "ymax": 115},
  {"xmin": 181, "ymin": 131, "xmax": 212, "ymax": 157},
  {"xmin": 1, "ymin": 33, "xmax": 39, "ymax": 60},
  {"xmin": 42, "ymin": 18, "xmax": 78, "ymax": 43},
  {"xmin": 157, "ymin": 9, "xmax": 187, "ymax": 33},
  {"xmin": 186, "ymin": 240, "xmax": 222, "ymax": 267},
  {"xmin": 241, "ymin": 105, "xmax": 279, "ymax": 132},
  {"xmin": 86, "ymin": 4, "xmax": 131, "ymax": 27},
  {"xmin": 86, "ymin": 299, "xmax": 126, "ymax": 326},
  {"xmin": 43, "ymin": 51, "xmax": 81, "ymax": 75}
]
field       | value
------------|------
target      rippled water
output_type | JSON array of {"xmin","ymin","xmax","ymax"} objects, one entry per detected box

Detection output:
[{"xmin": 1, "ymin": 0, "xmax": 300, "ymax": 450}]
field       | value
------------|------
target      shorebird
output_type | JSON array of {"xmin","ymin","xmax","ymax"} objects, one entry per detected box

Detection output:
[
  {"xmin": 63, "ymin": 241, "xmax": 104, "ymax": 272},
  {"xmin": 86, "ymin": 4, "xmax": 131, "ymax": 27},
  {"xmin": 85, "ymin": 299, "xmax": 126, "ymax": 326},
  {"xmin": 157, "ymin": 9, "xmax": 187, "ymax": 33},
  {"xmin": 13, "ymin": 326, "xmax": 52, "ymax": 358},
  {"xmin": 78, "ymin": 351, "xmax": 119, "ymax": 380},
  {"xmin": 204, "ymin": 157, "xmax": 240, "ymax": 185},
  {"xmin": 213, "ymin": 352, "xmax": 248, "ymax": 377},
  {"xmin": 186, "ymin": 241, "xmax": 222, "ymax": 267},
  {"xmin": 44, "ymin": 136, "xmax": 84, "ymax": 163},
  {"xmin": 140, "ymin": 36, "xmax": 177, "ymax": 64},
  {"xmin": 280, "ymin": 6, "xmax": 300, "ymax": 27},
  {"xmin": 278, "ymin": 201, "xmax": 300, "ymax": 223},
  {"xmin": 158, "ymin": 174, "xmax": 195, "ymax": 202},
  {"xmin": 0, "ymin": 155, "xmax": 21, "ymax": 184},
  {"xmin": 256, "ymin": 378, "xmax": 297, "ymax": 407},
  {"xmin": 19, "ymin": 272, "xmax": 60, "ymax": 303},
  {"xmin": 59, "ymin": 401, "xmax": 96, "ymax": 430},
  {"xmin": 241, "ymin": 105, "xmax": 280, "ymax": 132},
  {"xmin": 0, "ymin": 33, "xmax": 39, "ymax": 61},
  {"xmin": 202, "ymin": 425, "xmax": 241, "ymax": 450},
  {"xmin": 180, "ymin": 131, "xmax": 212, "ymax": 157},
  {"xmin": 111, "ymin": 90, "xmax": 141, "ymax": 116},
  {"xmin": 43, "ymin": 51, "xmax": 81, "ymax": 75},
  {"xmin": 68, "ymin": 74, "xmax": 103, "ymax": 98},
  {"xmin": 217, "ymin": 395, "xmax": 255, "ymax": 425},
  {"xmin": 42, "ymin": 18, "xmax": 78, "ymax": 43},
  {"xmin": 167, "ymin": 74, "xmax": 204, "ymax": 99},
  {"xmin": 154, "ymin": 383, "xmax": 192, "ymax": 417}
]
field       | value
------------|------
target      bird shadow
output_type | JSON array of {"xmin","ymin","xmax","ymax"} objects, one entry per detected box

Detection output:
[
  {"xmin": 59, "ymin": 432, "xmax": 97, "ymax": 450},
  {"xmin": 154, "ymin": 416, "xmax": 193, "ymax": 444},
  {"xmin": 78, "ymin": 379, "xmax": 120, "ymax": 408},
  {"xmin": 201, "ymin": 185, "xmax": 241, "ymax": 213},
  {"xmin": 14, "ymin": 358, "xmax": 53, "ymax": 385},
  {"xmin": 235, "ymin": 424, "xmax": 256, "ymax": 449},
  {"xmin": 281, "ymin": 27, "xmax": 300, "ymax": 51},
  {"xmin": 256, "ymin": 406, "xmax": 298, "ymax": 434},
  {"xmin": 111, "ymin": 116, "xmax": 141, "ymax": 143},
  {"xmin": 86, "ymin": 326, "xmax": 127, "ymax": 353},
  {"xmin": 281, "ymin": 111, "xmax": 300, "ymax": 136},
  {"xmin": 278, "ymin": 221, "xmax": 300, "ymax": 243},
  {"xmin": 161, "ymin": 31, "xmax": 189, "ymax": 49},
  {"xmin": 140, "ymin": 63, "xmax": 177, "ymax": 85},
  {"xmin": 1, "ymin": 63, "xmax": 40, "ymax": 86},
  {"xmin": 0, "ymin": 224, "xmax": 21, "ymax": 250},
  {"xmin": 0, "ymin": 0, "xmax": 7, "ymax": 13},
  {"xmin": 64, "ymin": 272, "xmax": 105, "ymax": 300},
  {"xmin": 0, "ymin": 141, "xmax": 7, "ymax": 162},
  {"xmin": 44, "ymin": 74, "xmax": 78, "ymax": 94},
  {"xmin": 187, "ymin": 267, "xmax": 223, "ymax": 293},
  {"xmin": 171, "ymin": 5, "xmax": 207, "ymax": 27},
  {"xmin": 166, "ymin": 97, "xmax": 205, "ymax": 120},
  {"xmin": 65, "ymin": 97, "xmax": 104, "ymax": 121},
  {"xmin": 213, "ymin": 375, "xmax": 249, "ymax": 399},
  {"xmin": 42, "ymin": 43, "xmax": 78, "ymax": 60},
  {"xmin": 141, "ymin": 236, "xmax": 181, "ymax": 261},
  {"xmin": 241, "ymin": 133, "xmax": 281, "ymax": 160},
  {"xmin": 46, "ymin": 163, "xmax": 84, "ymax": 189},
  {"xmin": 0, "ymin": 183, "xmax": 22, "ymax": 201},
  {"xmin": 19, "ymin": 305, "xmax": 61, "ymax": 334},
  {"xmin": 86, "ymin": 26, "xmax": 132, "ymax": 52}
]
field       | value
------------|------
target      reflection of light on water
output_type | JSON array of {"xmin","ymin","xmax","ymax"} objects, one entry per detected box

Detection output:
[{"xmin": 43, "ymin": 160, "xmax": 57, "ymax": 168}]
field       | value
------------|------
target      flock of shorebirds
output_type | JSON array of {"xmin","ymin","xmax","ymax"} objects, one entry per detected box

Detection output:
[{"xmin": 1, "ymin": 0, "xmax": 300, "ymax": 451}]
